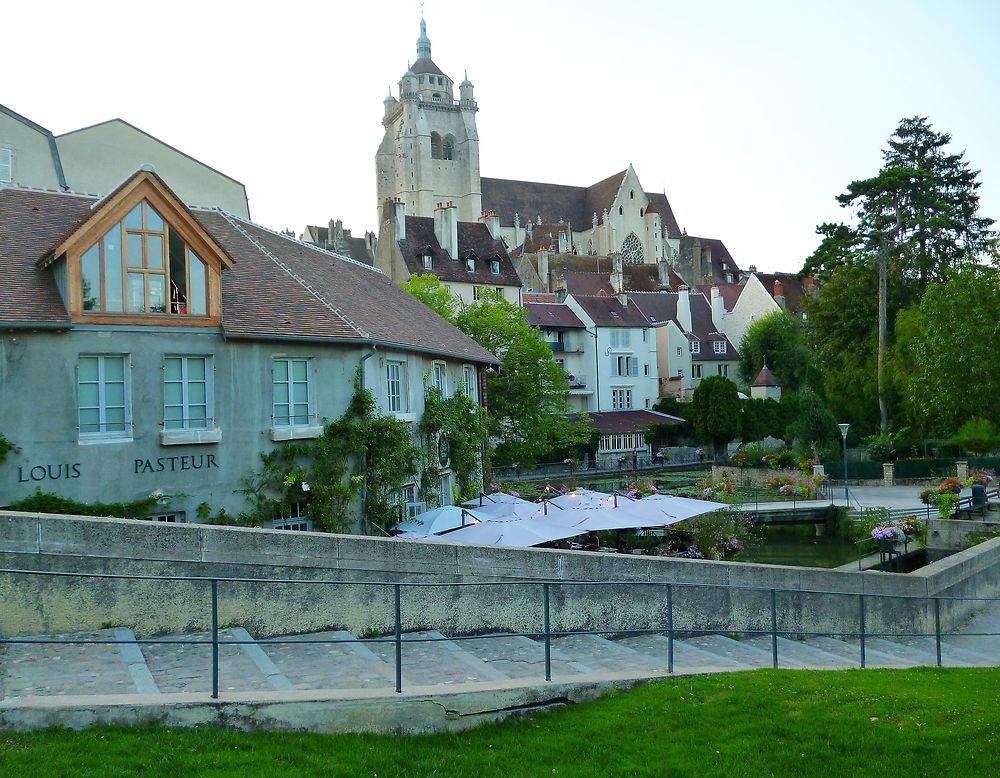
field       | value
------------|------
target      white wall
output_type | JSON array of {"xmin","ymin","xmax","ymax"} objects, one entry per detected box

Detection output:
[
  {"xmin": 726, "ymin": 274, "xmax": 781, "ymax": 350},
  {"xmin": 0, "ymin": 113, "xmax": 62, "ymax": 189}
]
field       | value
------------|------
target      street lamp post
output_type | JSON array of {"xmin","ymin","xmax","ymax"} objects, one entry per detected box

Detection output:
[{"xmin": 838, "ymin": 423, "xmax": 850, "ymax": 503}]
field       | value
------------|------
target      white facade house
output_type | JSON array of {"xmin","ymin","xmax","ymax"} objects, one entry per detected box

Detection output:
[{"xmin": 524, "ymin": 301, "xmax": 592, "ymax": 414}]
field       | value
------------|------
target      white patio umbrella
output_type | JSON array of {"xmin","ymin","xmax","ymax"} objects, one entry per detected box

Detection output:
[
  {"xmin": 416, "ymin": 515, "xmax": 585, "ymax": 548},
  {"xmin": 395, "ymin": 505, "xmax": 484, "ymax": 535},
  {"xmin": 462, "ymin": 492, "xmax": 533, "ymax": 508}
]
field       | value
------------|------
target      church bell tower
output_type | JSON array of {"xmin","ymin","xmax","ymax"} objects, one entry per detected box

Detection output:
[{"xmin": 376, "ymin": 16, "xmax": 482, "ymax": 226}]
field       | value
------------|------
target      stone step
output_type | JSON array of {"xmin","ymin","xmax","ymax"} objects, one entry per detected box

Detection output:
[
  {"xmin": 743, "ymin": 636, "xmax": 852, "ymax": 669},
  {"xmin": 366, "ymin": 631, "xmax": 517, "ymax": 686},
  {"xmin": 865, "ymin": 638, "xmax": 940, "ymax": 667},
  {"xmin": 255, "ymin": 630, "xmax": 395, "ymax": 691},
  {"xmin": 804, "ymin": 636, "xmax": 911, "ymax": 668},
  {"xmin": 138, "ymin": 629, "xmax": 274, "ymax": 694},
  {"xmin": 544, "ymin": 633, "xmax": 664, "ymax": 675},
  {"xmin": 615, "ymin": 633, "xmax": 750, "ymax": 671},
  {"xmin": 1, "ymin": 629, "xmax": 144, "ymax": 698},
  {"xmin": 901, "ymin": 636, "xmax": 998, "ymax": 667},
  {"xmin": 455, "ymin": 634, "xmax": 595, "ymax": 680},
  {"xmin": 683, "ymin": 634, "xmax": 781, "ymax": 669}
]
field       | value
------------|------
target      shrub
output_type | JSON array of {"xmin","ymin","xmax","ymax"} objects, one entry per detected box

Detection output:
[{"xmin": 950, "ymin": 417, "xmax": 1000, "ymax": 455}]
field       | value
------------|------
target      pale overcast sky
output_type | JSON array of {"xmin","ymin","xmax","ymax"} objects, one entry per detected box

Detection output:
[{"xmin": 5, "ymin": 0, "xmax": 999, "ymax": 273}]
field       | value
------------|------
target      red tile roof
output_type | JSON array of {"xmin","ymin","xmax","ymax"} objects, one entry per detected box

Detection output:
[{"xmin": 586, "ymin": 410, "xmax": 685, "ymax": 435}]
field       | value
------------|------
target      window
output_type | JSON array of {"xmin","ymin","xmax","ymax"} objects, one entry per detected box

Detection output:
[
  {"xmin": 149, "ymin": 513, "xmax": 186, "ymax": 523},
  {"xmin": 440, "ymin": 472, "xmax": 454, "ymax": 506},
  {"xmin": 676, "ymin": 347, "xmax": 682, "ymax": 357},
  {"xmin": 443, "ymin": 135, "xmax": 455, "ymax": 160},
  {"xmin": 620, "ymin": 233, "xmax": 644, "ymax": 263},
  {"xmin": 78, "ymin": 355, "xmax": 130, "ymax": 439},
  {"xmin": 718, "ymin": 364, "xmax": 729, "ymax": 377},
  {"xmin": 273, "ymin": 358, "xmax": 312, "ymax": 426},
  {"xmin": 163, "ymin": 356, "xmax": 212, "ymax": 430},
  {"xmin": 690, "ymin": 341, "xmax": 700, "ymax": 354},
  {"xmin": 432, "ymin": 361, "xmax": 447, "ymax": 393},
  {"xmin": 612, "ymin": 355, "xmax": 638, "ymax": 377},
  {"xmin": 630, "ymin": 190, "xmax": 635, "ymax": 199},
  {"xmin": 713, "ymin": 341, "xmax": 727, "ymax": 355},
  {"xmin": 610, "ymin": 330, "xmax": 631, "ymax": 349},
  {"xmin": 611, "ymin": 388, "xmax": 633, "ymax": 410},
  {"xmin": 387, "ymin": 360, "xmax": 408, "ymax": 413},
  {"xmin": 495, "ymin": 287, "xmax": 504, "ymax": 299},
  {"xmin": 274, "ymin": 501, "xmax": 310, "ymax": 531},
  {"xmin": 619, "ymin": 206, "xmax": 623, "ymax": 215},
  {"xmin": 423, "ymin": 253, "xmax": 433, "ymax": 269},
  {"xmin": 692, "ymin": 364, "xmax": 703, "ymax": 379},
  {"xmin": 0, "ymin": 148, "xmax": 11, "ymax": 183},
  {"xmin": 437, "ymin": 77, "xmax": 444, "ymax": 86},
  {"xmin": 430, "ymin": 132, "xmax": 443, "ymax": 159},
  {"xmin": 644, "ymin": 364, "xmax": 649, "ymax": 376},
  {"xmin": 466, "ymin": 257, "xmax": 476, "ymax": 272},
  {"xmin": 473, "ymin": 286, "xmax": 483, "ymax": 301},
  {"xmin": 80, "ymin": 200, "xmax": 207, "ymax": 317},
  {"xmin": 491, "ymin": 259, "xmax": 500, "ymax": 275},
  {"xmin": 463, "ymin": 365, "xmax": 477, "ymax": 401}
]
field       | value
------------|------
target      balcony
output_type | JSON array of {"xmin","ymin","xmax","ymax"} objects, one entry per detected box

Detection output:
[
  {"xmin": 546, "ymin": 341, "xmax": 584, "ymax": 354},
  {"xmin": 567, "ymin": 373, "xmax": 588, "ymax": 389}
]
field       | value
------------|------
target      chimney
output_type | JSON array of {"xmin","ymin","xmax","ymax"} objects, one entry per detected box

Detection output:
[
  {"xmin": 657, "ymin": 259, "xmax": 671, "ymax": 289},
  {"xmin": 710, "ymin": 285, "xmax": 726, "ymax": 332},
  {"xmin": 434, "ymin": 201, "xmax": 458, "ymax": 259},
  {"xmin": 773, "ymin": 279, "xmax": 786, "ymax": 309},
  {"xmin": 610, "ymin": 252, "xmax": 626, "ymax": 306},
  {"xmin": 390, "ymin": 197, "xmax": 406, "ymax": 242},
  {"xmin": 803, "ymin": 276, "xmax": 816, "ymax": 296},
  {"xmin": 677, "ymin": 285, "xmax": 692, "ymax": 332},
  {"xmin": 479, "ymin": 209, "xmax": 501, "ymax": 241}
]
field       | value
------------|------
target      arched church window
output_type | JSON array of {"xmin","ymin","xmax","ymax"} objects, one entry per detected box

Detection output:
[
  {"xmin": 630, "ymin": 190, "xmax": 634, "ymax": 199},
  {"xmin": 640, "ymin": 208, "xmax": 644, "ymax": 217},
  {"xmin": 430, "ymin": 132, "xmax": 443, "ymax": 160},
  {"xmin": 620, "ymin": 232, "xmax": 644, "ymax": 264},
  {"xmin": 443, "ymin": 135, "xmax": 455, "ymax": 160},
  {"xmin": 618, "ymin": 206, "xmax": 623, "ymax": 216}
]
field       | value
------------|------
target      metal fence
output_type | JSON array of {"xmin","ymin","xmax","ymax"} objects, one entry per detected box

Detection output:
[
  {"xmin": 2, "ymin": 567, "xmax": 997, "ymax": 698},
  {"xmin": 492, "ymin": 450, "xmax": 709, "ymax": 482}
]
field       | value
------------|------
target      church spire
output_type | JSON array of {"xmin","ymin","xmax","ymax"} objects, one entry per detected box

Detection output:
[{"xmin": 416, "ymin": 13, "xmax": 431, "ymax": 60}]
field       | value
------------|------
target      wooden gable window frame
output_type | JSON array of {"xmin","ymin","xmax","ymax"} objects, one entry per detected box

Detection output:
[{"xmin": 44, "ymin": 172, "xmax": 233, "ymax": 327}]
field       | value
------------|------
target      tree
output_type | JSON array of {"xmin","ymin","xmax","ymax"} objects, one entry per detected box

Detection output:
[
  {"xmin": 738, "ymin": 311, "xmax": 810, "ymax": 392},
  {"xmin": 690, "ymin": 376, "xmax": 741, "ymax": 455},
  {"xmin": 803, "ymin": 117, "xmax": 997, "ymax": 432},
  {"xmin": 949, "ymin": 418, "xmax": 1000, "ymax": 456},
  {"xmin": 401, "ymin": 273, "xmax": 461, "ymax": 321},
  {"xmin": 787, "ymin": 390, "xmax": 838, "ymax": 458},
  {"xmin": 740, "ymin": 397, "xmax": 780, "ymax": 444},
  {"xmin": 899, "ymin": 269, "xmax": 1000, "ymax": 436}
]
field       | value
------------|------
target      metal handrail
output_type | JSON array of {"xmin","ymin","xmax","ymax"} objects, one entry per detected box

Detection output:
[{"xmin": 2, "ymin": 566, "xmax": 999, "ymax": 697}]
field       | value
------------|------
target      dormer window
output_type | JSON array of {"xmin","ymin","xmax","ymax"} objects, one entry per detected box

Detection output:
[
  {"xmin": 690, "ymin": 341, "xmax": 700, "ymax": 354},
  {"xmin": 713, "ymin": 341, "xmax": 727, "ymax": 354},
  {"xmin": 81, "ymin": 200, "xmax": 207, "ymax": 316},
  {"xmin": 466, "ymin": 257, "xmax": 476, "ymax": 272},
  {"xmin": 491, "ymin": 259, "xmax": 500, "ymax": 275},
  {"xmin": 423, "ymin": 253, "xmax": 433, "ymax": 270}
]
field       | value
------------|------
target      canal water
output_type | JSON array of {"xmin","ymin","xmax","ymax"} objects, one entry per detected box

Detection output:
[{"xmin": 740, "ymin": 525, "xmax": 859, "ymax": 568}]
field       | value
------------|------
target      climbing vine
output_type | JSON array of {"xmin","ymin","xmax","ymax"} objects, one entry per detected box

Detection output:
[
  {"xmin": 241, "ymin": 368, "xmax": 421, "ymax": 533},
  {"xmin": 0, "ymin": 432, "xmax": 17, "ymax": 465},
  {"xmin": 419, "ymin": 386, "xmax": 488, "ymax": 506}
]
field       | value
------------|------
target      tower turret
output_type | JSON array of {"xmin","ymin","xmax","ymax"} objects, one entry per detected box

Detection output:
[{"xmin": 416, "ymin": 16, "xmax": 431, "ymax": 60}]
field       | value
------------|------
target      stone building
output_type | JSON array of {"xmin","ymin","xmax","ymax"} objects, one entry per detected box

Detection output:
[{"xmin": 0, "ymin": 170, "xmax": 495, "ymax": 528}]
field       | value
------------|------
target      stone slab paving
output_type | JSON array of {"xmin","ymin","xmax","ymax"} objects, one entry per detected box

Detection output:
[
  {"xmin": 138, "ymin": 629, "xmax": 272, "ymax": 694},
  {"xmin": 804, "ymin": 636, "xmax": 910, "ymax": 668},
  {"xmin": 256, "ymin": 630, "xmax": 395, "ymax": 691},
  {"xmin": 548, "ymin": 634, "xmax": 662, "ymax": 674},
  {"xmin": 615, "ymin": 633, "xmax": 749, "ymax": 672},
  {"xmin": 455, "ymin": 634, "xmax": 592, "ymax": 680},
  {"xmin": 684, "ymin": 634, "xmax": 781, "ymax": 668},
  {"xmin": 366, "ymin": 631, "xmax": 517, "ymax": 687},
  {"xmin": 0, "ymin": 629, "xmax": 138, "ymax": 698},
  {"xmin": 743, "ymin": 636, "xmax": 851, "ymax": 669}
]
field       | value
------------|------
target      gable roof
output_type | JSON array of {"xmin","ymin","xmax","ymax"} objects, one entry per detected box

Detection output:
[
  {"xmin": 524, "ymin": 302, "xmax": 586, "ymax": 329},
  {"xmin": 689, "ymin": 293, "xmax": 738, "ymax": 361},
  {"xmin": 629, "ymin": 292, "xmax": 679, "ymax": 327},
  {"xmin": 571, "ymin": 294, "xmax": 649, "ymax": 328},
  {"xmin": 0, "ymin": 186, "xmax": 496, "ymax": 364},
  {"xmin": 585, "ymin": 410, "xmax": 685, "ymax": 435},
  {"xmin": 481, "ymin": 171, "xmax": 682, "ymax": 237},
  {"xmin": 697, "ymin": 283, "xmax": 743, "ymax": 312},
  {"xmin": 396, "ymin": 216, "xmax": 522, "ymax": 287},
  {"xmin": 562, "ymin": 271, "xmax": 613, "ymax": 297},
  {"xmin": 754, "ymin": 271, "xmax": 805, "ymax": 313}
]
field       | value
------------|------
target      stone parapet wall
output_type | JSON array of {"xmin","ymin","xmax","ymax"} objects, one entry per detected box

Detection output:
[
  {"xmin": 2, "ymin": 511, "xmax": 999, "ymax": 644},
  {"xmin": 711, "ymin": 465, "xmax": 805, "ymax": 487}
]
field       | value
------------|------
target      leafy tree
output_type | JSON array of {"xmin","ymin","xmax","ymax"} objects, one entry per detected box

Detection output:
[
  {"xmin": 900, "ymin": 270, "xmax": 1000, "ymax": 436},
  {"xmin": 650, "ymin": 395, "xmax": 694, "ymax": 444},
  {"xmin": 401, "ymin": 273, "xmax": 461, "ymax": 321},
  {"xmin": 740, "ymin": 397, "xmax": 780, "ymax": 444},
  {"xmin": 787, "ymin": 390, "xmax": 838, "ymax": 458},
  {"xmin": 803, "ymin": 117, "xmax": 997, "ymax": 432},
  {"xmin": 453, "ymin": 296, "xmax": 591, "ymax": 467},
  {"xmin": 690, "ymin": 376, "xmax": 741, "ymax": 455},
  {"xmin": 949, "ymin": 417, "xmax": 1000, "ymax": 455},
  {"xmin": 738, "ymin": 311, "xmax": 810, "ymax": 392}
]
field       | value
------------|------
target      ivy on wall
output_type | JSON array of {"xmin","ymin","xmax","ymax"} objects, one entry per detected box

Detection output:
[
  {"xmin": 418, "ymin": 386, "xmax": 488, "ymax": 506},
  {"xmin": 0, "ymin": 433, "xmax": 17, "ymax": 466}
]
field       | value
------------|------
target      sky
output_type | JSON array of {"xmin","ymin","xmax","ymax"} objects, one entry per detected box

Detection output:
[{"xmin": 5, "ymin": 0, "xmax": 999, "ymax": 274}]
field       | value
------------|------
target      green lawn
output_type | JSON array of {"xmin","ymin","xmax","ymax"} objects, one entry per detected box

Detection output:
[{"xmin": 3, "ymin": 668, "xmax": 998, "ymax": 777}]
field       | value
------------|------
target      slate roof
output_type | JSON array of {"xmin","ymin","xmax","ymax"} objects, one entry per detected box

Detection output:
[
  {"xmin": 571, "ymin": 295, "xmax": 649, "ymax": 328},
  {"xmin": 697, "ymin": 283, "xmax": 742, "ymax": 312},
  {"xmin": 586, "ymin": 410, "xmax": 684, "ymax": 435},
  {"xmin": 753, "ymin": 365, "xmax": 780, "ymax": 387},
  {"xmin": 396, "ymin": 216, "xmax": 522, "ymax": 287},
  {"xmin": 689, "ymin": 293, "xmax": 738, "ymax": 361},
  {"xmin": 754, "ymin": 271, "xmax": 806, "ymax": 313},
  {"xmin": 410, "ymin": 58, "xmax": 445, "ymax": 76},
  {"xmin": 481, "ymin": 171, "xmax": 682, "ymax": 237},
  {"xmin": 562, "ymin": 272, "xmax": 613, "ymax": 297},
  {"xmin": 629, "ymin": 292, "xmax": 679, "ymax": 327},
  {"xmin": 0, "ymin": 186, "xmax": 496, "ymax": 364},
  {"xmin": 524, "ymin": 303, "xmax": 586, "ymax": 329}
]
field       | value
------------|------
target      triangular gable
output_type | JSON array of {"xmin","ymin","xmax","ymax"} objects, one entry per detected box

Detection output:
[{"xmin": 39, "ymin": 169, "xmax": 234, "ymax": 273}]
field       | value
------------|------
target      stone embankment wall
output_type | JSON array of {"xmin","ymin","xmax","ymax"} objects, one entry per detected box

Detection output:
[
  {"xmin": 2, "ymin": 511, "xmax": 999, "ymax": 643},
  {"xmin": 710, "ymin": 466, "xmax": 806, "ymax": 488}
]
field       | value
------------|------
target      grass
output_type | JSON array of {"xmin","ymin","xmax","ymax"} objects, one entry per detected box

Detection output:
[{"xmin": 3, "ymin": 668, "xmax": 1000, "ymax": 777}]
